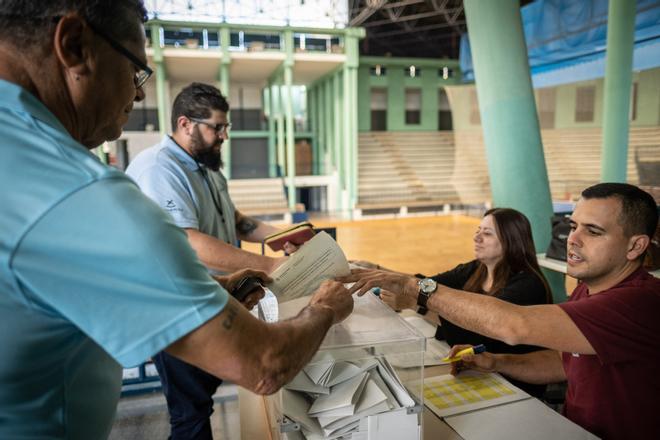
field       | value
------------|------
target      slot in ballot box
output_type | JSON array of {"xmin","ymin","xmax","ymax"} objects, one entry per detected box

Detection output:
[{"xmin": 264, "ymin": 292, "xmax": 426, "ymax": 440}]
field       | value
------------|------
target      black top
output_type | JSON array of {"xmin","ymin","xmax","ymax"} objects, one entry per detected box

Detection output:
[{"xmin": 427, "ymin": 260, "xmax": 550, "ymax": 398}]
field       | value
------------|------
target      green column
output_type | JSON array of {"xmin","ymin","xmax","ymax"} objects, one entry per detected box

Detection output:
[
  {"xmin": 325, "ymin": 79, "xmax": 334, "ymax": 171},
  {"xmin": 266, "ymin": 83, "xmax": 277, "ymax": 177},
  {"xmin": 333, "ymin": 71, "xmax": 344, "ymax": 212},
  {"xmin": 309, "ymin": 86, "xmax": 319, "ymax": 175},
  {"xmin": 464, "ymin": 0, "xmax": 564, "ymax": 302},
  {"xmin": 343, "ymin": 69, "xmax": 351, "ymax": 202},
  {"xmin": 283, "ymin": 30, "xmax": 296, "ymax": 210},
  {"xmin": 277, "ymin": 114, "xmax": 285, "ymax": 176},
  {"xmin": 316, "ymin": 82, "xmax": 326, "ymax": 175},
  {"xmin": 601, "ymin": 0, "xmax": 637, "ymax": 182},
  {"xmin": 151, "ymin": 24, "xmax": 168, "ymax": 136},
  {"xmin": 345, "ymin": 32, "xmax": 360, "ymax": 210},
  {"xmin": 220, "ymin": 27, "xmax": 232, "ymax": 178},
  {"xmin": 351, "ymin": 68, "xmax": 359, "ymax": 207}
]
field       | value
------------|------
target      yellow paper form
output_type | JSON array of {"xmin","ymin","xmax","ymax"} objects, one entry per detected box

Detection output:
[{"xmin": 422, "ymin": 371, "xmax": 530, "ymax": 418}]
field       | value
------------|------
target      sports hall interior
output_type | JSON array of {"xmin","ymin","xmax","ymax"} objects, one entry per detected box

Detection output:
[{"xmin": 106, "ymin": 1, "xmax": 660, "ymax": 438}]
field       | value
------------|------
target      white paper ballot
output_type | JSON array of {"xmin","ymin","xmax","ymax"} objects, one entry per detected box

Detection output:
[
  {"xmin": 319, "ymin": 380, "xmax": 389, "ymax": 434},
  {"xmin": 308, "ymin": 372, "xmax": 369, "ymax": 417},
  {"xmin": 304, "ymin": 360, "xmax": 335, "ymax": 386},
  {"xmin": 325, "ymin": 361, "xmax": 363, "ymax": 387},
  {"xmin": 376, "ymin": 358, "xmax": 415, "ymax": 408},
  {"xmin": 286, "ymin": 370, "xmax": 330, "ymax": 395},
  {"xmin": 282, "ymin": 389, "xmax": 323, "ymax": 436},
  {"xmin": 268, "ymin": 232, "xmax": 350, "ymax": 302}
]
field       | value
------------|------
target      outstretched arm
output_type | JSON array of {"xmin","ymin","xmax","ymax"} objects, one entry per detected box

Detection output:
[
  {"xmin": 166, "ymin": 280, "xmax": 354, "ymax": 395},
  {"xmin": 423, "ymin": 285, "xmax": 594, "ymax": 355},
  {"xmin": 449, "ymin": 345, "xmax": 566, "ymax": 385},
  {"xmin": 341, "ymin": 269, "xmax": 594, "ymax": 355},
  {"xmin": 185, "ymin": 228, "xmax": 284, "ymax": 273}
]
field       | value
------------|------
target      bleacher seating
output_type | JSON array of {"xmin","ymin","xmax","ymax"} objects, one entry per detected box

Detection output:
[
  {"xmin": 357, "ymin": 127, "xmax": 660, "ymax": 212},
  {"xmin": 357, "ymin": 131, "xmax": 460, "ymax": 211},
  {"xmin": 227, "ymin": 178, "xmax": 290, "ymax": 218}
]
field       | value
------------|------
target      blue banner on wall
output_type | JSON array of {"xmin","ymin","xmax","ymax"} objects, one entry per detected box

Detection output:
[{"xmin": 460, "ymin": 0, "xmax": 660, "ymax": 88}]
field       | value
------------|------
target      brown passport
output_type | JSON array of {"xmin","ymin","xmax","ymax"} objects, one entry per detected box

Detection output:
[{"xmin": 264, "ymin": 222, "xmax": 315, "ymax": 251}]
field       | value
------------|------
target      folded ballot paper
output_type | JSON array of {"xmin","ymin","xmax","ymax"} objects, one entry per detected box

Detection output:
[
  {"xmin": 282, "ymin": 354, "xmax": 417, "ymax": 439},
  {"xmin": 267, "ymin": 231, "xmax": 350, "ymax": 303}
]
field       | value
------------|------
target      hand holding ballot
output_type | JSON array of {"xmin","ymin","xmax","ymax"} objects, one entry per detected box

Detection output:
[
  {"xmin": 309, "ymin": 280, "xmax": 354, "ymax": 325},
  {"xmin": 268, "ymin": 231, "xmax": 352, "ymax": 302}
]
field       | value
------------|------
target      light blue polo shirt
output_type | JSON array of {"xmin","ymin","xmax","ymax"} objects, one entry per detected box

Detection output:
[
  {"xmin": 0, "ymin": 79, "xmax": 228, "ymax": 439},
  {"xmin": 126, "ymin": 136, "xmax": 238, "ymax": 247}
]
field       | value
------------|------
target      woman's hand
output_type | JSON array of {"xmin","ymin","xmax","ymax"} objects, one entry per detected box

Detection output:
[
  {"xmin": 380, "ymin": 289, "xmax": 417, "ymax": 311},
  {"xmin": 337, "ymin": 268, "xmax": 418, "ymax": 298}
]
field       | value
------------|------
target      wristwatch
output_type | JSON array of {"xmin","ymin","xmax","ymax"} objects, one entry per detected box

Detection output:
[{"xmin": 416, "ymin": 278, "xmax": 437, "ymax": 314}]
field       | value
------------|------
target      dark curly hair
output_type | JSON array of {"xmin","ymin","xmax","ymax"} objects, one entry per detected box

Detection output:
[{"xmin": 171, "ymin": 82, "xmax": 230, "ymax": 132}]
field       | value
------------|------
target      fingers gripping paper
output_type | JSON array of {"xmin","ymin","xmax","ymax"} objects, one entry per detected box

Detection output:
[{"xmin": 268, "ymin": 232, "xmax": 350, "ymax": 302}]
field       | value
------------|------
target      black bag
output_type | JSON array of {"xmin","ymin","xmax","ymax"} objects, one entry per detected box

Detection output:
[{"xmin": 546, "ymin": 214, "xmax": 571, "ymax": 261}]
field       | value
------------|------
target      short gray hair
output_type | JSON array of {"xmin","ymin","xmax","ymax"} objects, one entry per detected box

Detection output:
[{"xmin": 0, "ymin": 0, "xmax": 148, "ymax": 48}]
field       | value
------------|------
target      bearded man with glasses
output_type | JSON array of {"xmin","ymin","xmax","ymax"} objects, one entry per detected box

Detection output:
[
  {"xmin": 126, "ymin": 82, "xmax": 301, "ymax": 439},
  {"xmin": 0, "ymin": 3, "xmax": 353, "ymax": 439}
]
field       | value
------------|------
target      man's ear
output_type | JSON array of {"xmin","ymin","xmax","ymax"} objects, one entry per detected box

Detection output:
[
  {"xmin": 627, "ymin": 234, "xmax": 650, "ymax": 261},
  {"xmin": 176, "ymin": 116, "xmax": 193, "ymax": 135},
  {"xmin": 52, "ymin": 15, "xmax": 93, "ymax": 78}
]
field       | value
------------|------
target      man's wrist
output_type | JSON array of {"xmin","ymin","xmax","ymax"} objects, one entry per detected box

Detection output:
[
  {"xmin": 404, "ymin": 277, "xmax": 420, "ymax": 299},
  {"xmin": 305, "ymin": 303, "xmax": 335, "ymax": 326}
]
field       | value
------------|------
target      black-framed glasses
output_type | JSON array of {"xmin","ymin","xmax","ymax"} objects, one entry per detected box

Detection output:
[
  {"xmin": 85, "ymin": 20, "xmax": 153, "ymax": 89},
  {"xmin": 189, "ymin": 117, "xmax": 232, "ymax": 135}
]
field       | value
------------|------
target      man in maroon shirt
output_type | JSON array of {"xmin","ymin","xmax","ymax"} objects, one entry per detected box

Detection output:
[{"xmin": 342, "ymin": 183, "xmax": 660, "ymax": 439}]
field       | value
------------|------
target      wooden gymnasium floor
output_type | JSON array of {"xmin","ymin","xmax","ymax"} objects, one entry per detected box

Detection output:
[
  {"xmin": 242, "ymin": 214, "xmax": 577, "ymax": 293},
  {"xmin": 243, "ymin": 215, "xmax": 479, "ymax": 276}
]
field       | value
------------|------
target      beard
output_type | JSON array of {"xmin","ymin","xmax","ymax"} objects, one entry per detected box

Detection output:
[{"xmin": 190, "ymin": 126, "xmax": 223, "ymax": 171}]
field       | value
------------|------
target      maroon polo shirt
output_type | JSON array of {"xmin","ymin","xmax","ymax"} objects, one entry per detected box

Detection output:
[{"xmin": 559, "ymin": 267, "xmax": 660, "ymax": 439}]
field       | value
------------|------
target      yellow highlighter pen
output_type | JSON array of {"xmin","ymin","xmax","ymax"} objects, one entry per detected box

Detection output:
[{"xmin": 442, "ymin": 344, "xmax": 486, "ymax": 363}]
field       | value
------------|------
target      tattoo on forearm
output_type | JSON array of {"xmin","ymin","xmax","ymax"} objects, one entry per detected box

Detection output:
[
  {"xmin": 222, "ymin": 303, "xmax": 238, "ymax": 330},
  {"xmin": 236, "ymin": 216, "xmax": 258, "ymax": 236}
]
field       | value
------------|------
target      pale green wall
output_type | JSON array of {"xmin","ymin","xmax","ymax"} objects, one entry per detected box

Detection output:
[
  {"xmin": 357, "ymin": 67, "xmax": 371, "ymax": 132},
  {"xmin": 634, "ymin": 68, "xmax": 660, "ymax": 126},
  {"xmin": 357, "ymin": 57, "xmax": 461, "ymax": 132},
  {"xmin": 553, "ymin": 67, "xmax": 660, "ymax": 129},
  {"xmin": 554, "ymin": 79, "xmax": 604, "ymax": 128},
  {"xmin": 450, "ymin": 67, "xmax": 660, "ymax": 130}
]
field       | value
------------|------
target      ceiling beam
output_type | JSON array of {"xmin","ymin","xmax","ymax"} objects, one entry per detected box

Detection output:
[
  {"xmin": 350, "ymin": 0, "xmax": 386, "ymax": 26},
  {"xmin": 363, "ymin": 7, "xmax": 462, "ymax": 27},
  {"xmin": 368, "ymin": 19, "xmax": 465, "ymax": 37}
]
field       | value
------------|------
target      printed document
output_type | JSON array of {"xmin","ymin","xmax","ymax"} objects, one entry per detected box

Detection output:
[{"xmin": 268, "ymin": 231, "xmax": 350, "ymax": 302}]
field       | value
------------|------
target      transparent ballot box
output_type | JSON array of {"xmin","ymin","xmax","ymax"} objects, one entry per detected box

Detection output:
[{"xmin": 265, "ymin": 293, "xmax": 426, "ymax": 440}]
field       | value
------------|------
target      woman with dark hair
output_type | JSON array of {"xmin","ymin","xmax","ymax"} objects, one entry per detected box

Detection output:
[{"xmin": 350, "ymin": 208, "xmax": 551, "ymax": 397}]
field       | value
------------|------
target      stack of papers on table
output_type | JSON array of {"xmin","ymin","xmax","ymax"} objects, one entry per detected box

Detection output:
[{"xmin": 282, "ymin": 355, "xmax": 416, "ymax": 439}]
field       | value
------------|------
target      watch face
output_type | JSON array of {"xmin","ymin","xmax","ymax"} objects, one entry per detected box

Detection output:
[{"xmin": 419, "ymin": 278, "xmax": 437, "ymax": 294}]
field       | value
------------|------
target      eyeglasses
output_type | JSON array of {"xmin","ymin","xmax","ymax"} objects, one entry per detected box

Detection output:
[
  {"xmin": 189, "ymin": 118, "xmax": 232, "ymax": 135},
  {"xmin": 85, "ymin": 20, "xmax": 153, "ymax": 89}
]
